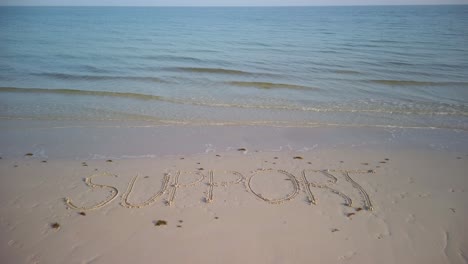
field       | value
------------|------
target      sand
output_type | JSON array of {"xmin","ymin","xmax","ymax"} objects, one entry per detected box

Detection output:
[{"xmin": 0, "ymin": 120, "xmax": 467, "ymax": 264}]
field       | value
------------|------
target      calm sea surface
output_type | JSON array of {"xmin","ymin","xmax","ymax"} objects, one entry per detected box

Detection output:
[{"xmin": 1, "ymin": 6, "xmax": 468, "ymax": 130}]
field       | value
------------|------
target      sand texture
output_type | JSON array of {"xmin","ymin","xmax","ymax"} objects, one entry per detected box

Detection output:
[
  {"xmin": 1, "ymin": 122, "xmax": 468, "ymax": 263},
  {"xmin": 1, "ymin": 142, "xmax": 467, "ymax": 264}
]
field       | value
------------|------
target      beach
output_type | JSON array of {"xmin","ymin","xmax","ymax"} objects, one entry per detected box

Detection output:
[
  {"xmin": 0, "ymin": 121, "xmax": 467, "ymax": 263},
  {"xmin": 1, "ymin": 5, "xmax": 468, "ymax": 264}
]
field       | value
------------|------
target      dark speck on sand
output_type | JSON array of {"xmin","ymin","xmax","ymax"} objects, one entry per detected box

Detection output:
[{"xmin": 154, "ymin": 220, "xmax": 167, "ymax": 226}]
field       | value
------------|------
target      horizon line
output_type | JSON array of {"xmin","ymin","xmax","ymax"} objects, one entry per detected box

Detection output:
[{"xmin": 1, "ymin": 4, "xmax": 467, "ymax": 7}]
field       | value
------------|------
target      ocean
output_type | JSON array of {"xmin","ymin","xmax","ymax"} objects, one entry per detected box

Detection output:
[{"xmin": 1, "ymin": 6, "xmax": 468, "ymax": 130}]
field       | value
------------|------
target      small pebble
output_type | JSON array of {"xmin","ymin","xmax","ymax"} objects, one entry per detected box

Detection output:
[
  {"xmin": 79, "ymin": 212, "xmax": 86, "ymax": 216},
  {"xmin": 293, "ymin": 156, "xmax": 303, "ymax": 160},
  {"xmin": 346, "ymin": 213, "xmax": 355, "ymax": 218},
  {"xmin": 51, "ymin": 222, "xmax": 60, "ymax": 229},
  {"xmin": 106, "ymin": 160, "xmax": 112, "ymax": 163},
  {"xmin": 154, "ymin": 220, "xmax": 167, "ymax": 226},
  {"xmin": 237, "ymin": 148, "xmax": 246, "ymax": 152},
  {"xmin": 331, "ymin": 228, "xmax": 339, "ymax": 232},
  {"xmin": 25, "ymin": 153, "xmax": 33, "ymax": 156}
]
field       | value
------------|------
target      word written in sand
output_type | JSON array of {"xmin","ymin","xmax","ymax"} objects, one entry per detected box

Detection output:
[{"xmin": 65, "ymin": 168, "xmax": 374, "ymax": 211}]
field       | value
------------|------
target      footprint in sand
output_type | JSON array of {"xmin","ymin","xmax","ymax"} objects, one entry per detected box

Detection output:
[
  {"xmin": 366, "ymin": 216, "xmax": 390, "ymax": 240},
  {"xmin": 338, "ymin": 251, "xmax": 356, "ymax": 261}
]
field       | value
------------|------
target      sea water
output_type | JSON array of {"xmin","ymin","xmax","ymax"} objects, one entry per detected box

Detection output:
[{"xmin": 1, "ymin": 6, "xmax": 467, "ymax": 130}]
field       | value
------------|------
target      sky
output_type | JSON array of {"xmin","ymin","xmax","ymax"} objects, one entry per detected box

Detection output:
[{"xmin": 1, "ymin": 0, "xmax": 467, "ymax": 6}]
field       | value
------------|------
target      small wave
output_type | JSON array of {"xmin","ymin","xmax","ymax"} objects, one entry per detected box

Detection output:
[
  {"xmin": 227, "ymin": 81, "xmax": 319, "ymax": 90},
  {"xmin": 32, "ymin": 72, "xmax": 166, "ymax": 83},
  {"xmin": 368, "ymin": 80, "xmax": 468, "ymax": 86},
  {"xmin": 0, "ymin": 87, "xmax": 166, "ymax": 101},
  {"xmin": 2, "ymin": 116, "xmax": 467, "ymax": 132},
  {"xmin": 385, "ymin": 61, "xmax": 414, "ymax": 66},
  {"xmin": 79, "ymin": 65, "xmax": 112, "ymax": 74},
  {"xmin": 143, "ymin": 55, "xmax": 204, "ymax": 63},
  {"xmin": 2, "ymin": 87, "xmax": 467, "ymax": 117},
  {"xmin": 168, "ymin": 67, "xmax": 253, "ymax": 75},
  {"xmin": 333, "ymin": 70, "xmax": 361, "ymax": 74}
]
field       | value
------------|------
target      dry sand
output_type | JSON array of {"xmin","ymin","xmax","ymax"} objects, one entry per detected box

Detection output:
[{"xmin": 0, "ymin": 121, "xmax": 467, "ymax": 263}]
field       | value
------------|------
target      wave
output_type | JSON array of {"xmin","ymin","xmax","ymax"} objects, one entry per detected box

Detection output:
[
  {"xmin": 368, "ymin": 80, "xmax": 468, "ymax": 86},
  {"xmin": 32, "ymin": 73, "xmax": 166, "ymax": 83},
  {"xmin": 167, "ymin": 67, "xmax": 254, "ymax": 75},
  {"xmin": 333, "ymin": 70, "xmax": 361, "ymax": 74},
  {"xmin": 79, "ymin": 65, "xmax": 112, "ymax": 74},
  {"xmin": 0, "ymin": 87, "xmax": 167, "ymax": 101},
  {"xmin": 227, "ymin": 81, "xmax": 319, "ymax": 90},
  {"xmin": 1, "ymin": 87, "xmax": 467, "ymax": 117},
  {"xmin": 1, "ymin": 116, "xmax": 467, "ymax": 132},
  {"xmin": 142, "ymin": 55, "xmax": 205, "ymax": 63}
]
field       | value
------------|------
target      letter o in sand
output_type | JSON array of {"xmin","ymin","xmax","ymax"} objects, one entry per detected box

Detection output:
[{"xmin": 248, "ymin": 169, "xmax": 300, "ymax": 204}]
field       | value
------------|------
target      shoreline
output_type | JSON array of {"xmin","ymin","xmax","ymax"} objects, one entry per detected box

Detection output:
[{"xmin": 1, "ymin": 119, "xmax": 467, "ymax": 160}]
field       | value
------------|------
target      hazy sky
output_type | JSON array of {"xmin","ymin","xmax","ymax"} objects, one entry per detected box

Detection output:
[{"xmin": 1, "ymin": 0, "xmax": 467, "ymax": 6}]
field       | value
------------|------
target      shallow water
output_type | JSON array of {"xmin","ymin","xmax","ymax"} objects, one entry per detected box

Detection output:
[{"xmin": 1, "ymin": 6, "xmax": 468, "ymax": 130}]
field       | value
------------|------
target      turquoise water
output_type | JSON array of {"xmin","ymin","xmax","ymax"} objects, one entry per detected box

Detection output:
[{"xmin": 1, "ymin": 6, "xmax": 468, "ymax": 129}]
